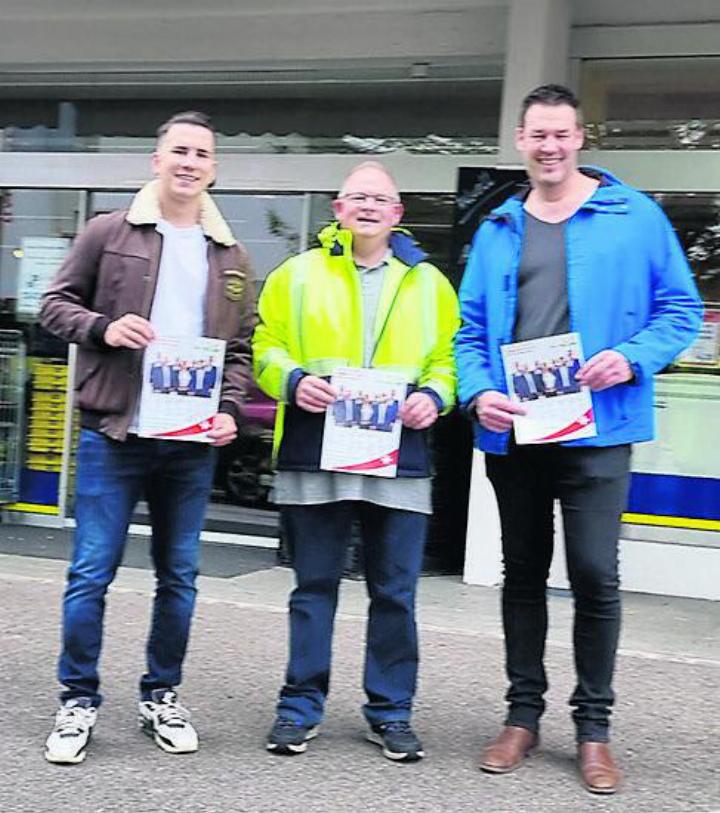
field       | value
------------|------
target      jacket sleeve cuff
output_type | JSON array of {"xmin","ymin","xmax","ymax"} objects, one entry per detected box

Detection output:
[
  {"xmin": 613, "ymin": 346, "xmax": 643, "ymax": 386},
  {"xmin": 627, "ymin": 360, "xmax": 641, "ymax": 386},
  {"xmin": 89, "ymin": 315, "xmax": 112, "ymax": 348},
  {"xmin": 417, "ymin": 386, "xmax": 445, "ymax": 412},
  {"xmin": 460, "ymin": 390, "xmax": 489, "ymax": 421},
  {"xmin": 218, "ymin": 399, "xmax": 241, "ymax": 423},
  {"xmin": 286, "ymin": 368, "xmax": 307, "ymax": 404}
]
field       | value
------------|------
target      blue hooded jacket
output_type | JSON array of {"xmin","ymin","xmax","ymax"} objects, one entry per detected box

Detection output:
[{"xmin": 455, "ymin": 167, "xmax": 703, "ymax": 454}]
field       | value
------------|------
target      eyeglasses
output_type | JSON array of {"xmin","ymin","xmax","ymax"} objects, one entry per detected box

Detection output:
[{"xmin": 339, "ymin": 192, "xmax": 400, "ymax": 207}]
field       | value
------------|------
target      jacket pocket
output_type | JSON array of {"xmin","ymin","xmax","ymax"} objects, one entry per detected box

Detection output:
[
  {"xmin": 75, "ymin": 352, "xmax": 101, "ymax": 391},
  {"xmin": 93, "ymin": 253, "xmax": 150, "ymax": 318},
  {"xmin": 213, "ymin": 289, "xmax": 245, "ymax": 341},
  {"xmin": 75, "ymin": 348, "xmax": 131, "ymax": 414},
  {"xmin": 593, "ymin": 385, "xmax": 629, "ymax": 436}
]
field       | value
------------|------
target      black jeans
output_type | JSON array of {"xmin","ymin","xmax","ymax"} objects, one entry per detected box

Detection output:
[{"xmin": 485, "ymin": 442, "xmax": 631, "ymax": 743}]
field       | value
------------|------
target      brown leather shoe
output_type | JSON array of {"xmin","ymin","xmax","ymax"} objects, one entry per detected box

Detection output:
[
  {"xmin": 578, "ymin": 742, "xmax": 621, "ymax": 794},
  {"xmin": 479, "ymin": 725, "xmax": 539, "ymax": 774}
]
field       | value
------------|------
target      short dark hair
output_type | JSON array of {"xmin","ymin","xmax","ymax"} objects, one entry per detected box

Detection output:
[
  {"xmin": 156, "ymin": 111, "xmax": 215, "ymax": 142},
  {"xmin": 518, "ymin": 84, "xmax": 582, "ymax": 127}
]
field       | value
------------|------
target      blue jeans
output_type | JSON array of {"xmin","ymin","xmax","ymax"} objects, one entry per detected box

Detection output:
[
  {"xmin": 59, "ymin": 429, "xmax": 216, "ymax": 706},
  {"xmin": 277, "ymin": 502, "xmax": 427, "ymax": 727}
]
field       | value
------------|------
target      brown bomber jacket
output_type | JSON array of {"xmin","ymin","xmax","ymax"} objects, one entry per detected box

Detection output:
[{"xmin": 40, "ymin": 181, "xmax": 256, "ymax": 441}]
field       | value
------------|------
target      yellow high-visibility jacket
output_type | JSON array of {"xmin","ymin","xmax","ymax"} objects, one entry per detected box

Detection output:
[{"xmin": 252, "ymin": 222, "xmax": 460, "ymax": 476}]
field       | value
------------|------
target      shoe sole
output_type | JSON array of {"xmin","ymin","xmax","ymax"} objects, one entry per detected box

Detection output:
[
  {"xmin": 266, "ymin": 726, "xmax": 318, "ymax": 756},
  {"xmin": 480, "ymin": 745, "xmax": 539, "ymax": 774},
  {"xmin": 581, "ymin": 773, "xmax": 619, "ymax": 796},
  {"xmin": 366, "ymin": 731, "xmax": 425, "ymax": 762},
  {"xmin": 45, "ymin": 749, "xmax": 88, "ymax": 765},
  {"xmin": 45, "ymin": 729, "xmax": 93, "ymax": 765},
  {"xmin": 139, "ymin": 718, "xmax": 198, "ymax": 754},
  {"xmin": 583, "ymin": 783, "xmax": 618, "ymax": 795}
]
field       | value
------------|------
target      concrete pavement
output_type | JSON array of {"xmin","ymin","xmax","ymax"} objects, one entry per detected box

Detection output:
[{"xmin": 0, "ymin": 534, "xmax": 718, "ymax": 813}]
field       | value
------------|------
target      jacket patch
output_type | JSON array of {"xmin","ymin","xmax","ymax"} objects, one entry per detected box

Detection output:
[{"xmin": 223, "ymin": 269, "xmax": 246, "ymax": 301}]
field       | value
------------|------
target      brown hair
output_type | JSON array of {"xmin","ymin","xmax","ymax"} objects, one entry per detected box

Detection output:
[
  {"xmin": 156, "ymin": 111, "xmax": 215, "ymax": 142},
  {"xmin": 518, "ymin": 84, "xmax": 583, "ymax": 127}
]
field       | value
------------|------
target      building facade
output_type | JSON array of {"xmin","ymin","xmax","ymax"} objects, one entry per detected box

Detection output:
[{"xmin": 1, "ymin": 0, "xmax": 719, "ymax": 597}]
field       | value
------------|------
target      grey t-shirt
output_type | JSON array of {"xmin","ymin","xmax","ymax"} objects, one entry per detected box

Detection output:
[
  {"xmin": 513, "ymin": 213, "xmax": 570, "ymax": 342},
  {"xmin": 272, "ymin": 254, "xmax": 432, "ymax": 514}
]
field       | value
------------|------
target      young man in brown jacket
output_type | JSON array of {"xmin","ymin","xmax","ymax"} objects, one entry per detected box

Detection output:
[{"xmin": 40, "ymin": 111, "xmax": 255, "ymax": 764}]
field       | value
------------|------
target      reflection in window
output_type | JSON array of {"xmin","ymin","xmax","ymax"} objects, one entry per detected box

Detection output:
[
  {"xmin": 88, "ymin": 191, "xmax": 305, "ymax": 284},
  {"xmin": 0, "ymin": 190, "xmax": 79, "ymax": 323},
  {"xmin": 653, "ymin": 192, "xmax": 720, "ymax": 305},
  {"xmin": 0, "ymin": 84, "xmax": 501, "ymax": 156},
  {"xmin": 580, "ymin": 57, "xmax": 720, "ymax": 150}
]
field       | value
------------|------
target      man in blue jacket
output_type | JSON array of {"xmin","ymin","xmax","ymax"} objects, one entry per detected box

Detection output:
[{"xmin": 455, "ymin": 85, "xmax": 702, "ymax": 794}]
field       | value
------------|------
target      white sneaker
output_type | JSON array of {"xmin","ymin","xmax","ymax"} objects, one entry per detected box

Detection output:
[
  {"xmin": 138, "ymin": 689, "xmax": 198, "ymax": 754},
  {"xmin": 45, "ymin": 698, "xmax": 98, "ymax": 764}
]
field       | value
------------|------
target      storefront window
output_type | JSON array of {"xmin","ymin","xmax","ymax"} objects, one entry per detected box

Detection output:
[
  {"xmin": 624, "ymin": 192, "xmax": 720, "ymax": 532},
  {"xmin": 654, "ymin": 192, "xmax": 720, "ymax": 303},
  {"xmin": 0, "ymin": 189, "xmax": 82, "ymax": 515},
  {"xmin": 652, "ymin": 192, "xmax": 720, "ymax": 372},
  {"xmin": 580, "ymin": 57, "xmax": 720, "ymax": 150}
]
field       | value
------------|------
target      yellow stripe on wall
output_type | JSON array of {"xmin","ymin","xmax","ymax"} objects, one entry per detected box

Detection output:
[
  {"xmin": 622, "ymin": 512, "xmax": 720, "ymax": 532},
  {"xmin": 4, "ymin": 503, "xmax": 60, "ymax": 515}
]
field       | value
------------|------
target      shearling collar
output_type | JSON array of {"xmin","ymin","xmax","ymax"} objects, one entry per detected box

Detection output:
[{"xmin": 125, "ymin": 180, "xmax": 236, "ymax": 247}]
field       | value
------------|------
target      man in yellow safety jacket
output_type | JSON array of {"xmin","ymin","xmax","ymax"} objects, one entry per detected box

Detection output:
[{"xmin": 253, "ymin": 160, "xmax": 459, "ymax": 762}]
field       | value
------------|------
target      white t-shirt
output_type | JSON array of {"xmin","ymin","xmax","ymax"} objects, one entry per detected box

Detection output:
[{"xmin": 150, "ymin": 219, "xmax": 209, "ymax": 337}]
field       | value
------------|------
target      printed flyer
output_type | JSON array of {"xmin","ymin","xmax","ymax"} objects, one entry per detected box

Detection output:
[
  {"xmin": 320, "ymin": 367, "xmax": 408, "ymax": 477},
  {"xmin": 500, "ymin": 332, "xmax": 597, "ymax": 444},
  {"xmin": 136, "ymin": 335, "xmax": 225, "ymax": 442}
]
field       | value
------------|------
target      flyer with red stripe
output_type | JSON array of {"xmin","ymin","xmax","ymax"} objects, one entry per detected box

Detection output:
[
  {"xmin": 136, "ymin": 335, "xmax": 226, "ymax": 442},
  {"xmin": 500, "ymin": 332, "xmax": 597, "ymax": 445},
  {"xmin": 320, "ymin": 367, "xmax": 408, "ymax": 477}
]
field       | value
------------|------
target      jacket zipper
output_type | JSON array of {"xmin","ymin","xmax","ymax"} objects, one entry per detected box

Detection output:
[{"xmin": 370, "ymin": 263, "xmax": 412, "ymax": 366}]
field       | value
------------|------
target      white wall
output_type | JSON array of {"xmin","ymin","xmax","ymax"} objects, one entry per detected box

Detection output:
[
  {"xmin": 2, "ymin": 0, "xmax": 719, "ymax": 74},
  {"xmin": 0, "ymin": 1, "xmax": 506, "ymax": 69}
]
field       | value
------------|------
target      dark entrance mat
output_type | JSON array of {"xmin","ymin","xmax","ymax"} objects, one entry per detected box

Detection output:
[{"xmin": 0, "ymin": 524, "xmax": 277, "ymax": 578}]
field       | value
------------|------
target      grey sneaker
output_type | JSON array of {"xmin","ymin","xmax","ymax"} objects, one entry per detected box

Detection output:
[
  {"xmin": 45, "ymin": 698, "xmax": 97, "ymax": 764},
  {"xmin": 367, "ymin": 721, "xmax": 425, "ymax": 762},
  {"xmin": 266, "ymin": 718, "xmax": 319, "ymax": 755}
]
